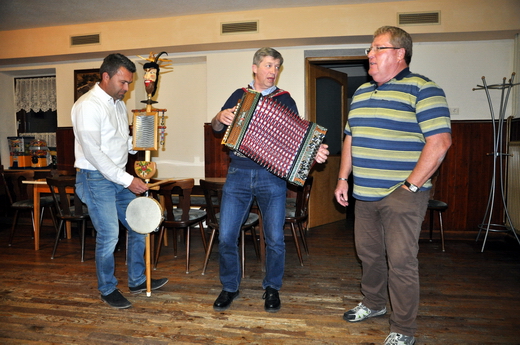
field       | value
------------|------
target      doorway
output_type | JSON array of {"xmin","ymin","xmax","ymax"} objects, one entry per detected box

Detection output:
[{"xmin": 305, "ymin": 55, "xmax": 371, "ymax": 227}]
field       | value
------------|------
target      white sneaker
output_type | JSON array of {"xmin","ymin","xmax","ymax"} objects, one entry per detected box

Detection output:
[
  {"xmin": 383, "ymin": 332, "xmax": 416, "ymax": 345},
  {"xmin": 343, "ymin": 302, "xmax": 387, "ymax": 322}
]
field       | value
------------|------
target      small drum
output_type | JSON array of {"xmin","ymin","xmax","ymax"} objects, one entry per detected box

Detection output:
[{"xmin": 126, "ymin": 197, "xmax": 164, "ymax": 234}]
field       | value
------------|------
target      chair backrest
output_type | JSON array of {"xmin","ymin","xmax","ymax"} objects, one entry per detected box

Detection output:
[
  {"xmin": 199, "ymin": 179, "xmax": 224, "ymax": 228},
  {"xmin": 153, "ymin": 178, "xmax": 195, "ymax": 222},
  {"xmin": 295, "ymin": 176, "xmax": 313, "ymax": 218},
  {"xmin": 33, "ymin": 169, "xmax": 76, "ymax": 180},
  {"xmin": 1, "ymin": 170, "xmax": 35, "ymax": 205},
  {"xmin": 46, "ymin": 176, "xmax": 85, "ymax": 218}
]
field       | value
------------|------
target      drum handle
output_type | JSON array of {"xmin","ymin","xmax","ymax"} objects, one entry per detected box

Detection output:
[{"xmin": 147, "ymin": 178, "xmax": 175, "ymax": 190}]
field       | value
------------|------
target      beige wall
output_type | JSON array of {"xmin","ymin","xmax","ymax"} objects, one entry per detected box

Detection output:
[
  {"xmin": 1, "ymin": 0, "xmax": 518, "ymax": 64},
  {"xmin": 0, "ymin": 0, "xmax": 519, "ymax": 177}
]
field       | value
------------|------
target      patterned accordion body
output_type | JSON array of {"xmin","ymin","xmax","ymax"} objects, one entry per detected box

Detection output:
[{"xmin": 222, "ymin": 90, "xmax": 327, "ymax": 186}]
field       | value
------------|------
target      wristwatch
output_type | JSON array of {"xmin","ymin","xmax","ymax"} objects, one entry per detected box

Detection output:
[{"xmin": 404, "ymin": 180, "xmax": 419, "ymax": 193}]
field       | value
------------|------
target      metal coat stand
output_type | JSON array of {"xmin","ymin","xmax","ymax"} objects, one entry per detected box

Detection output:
[{"xmin": 474, "ymin": 73, "xmax": 520, "ymax": 252}]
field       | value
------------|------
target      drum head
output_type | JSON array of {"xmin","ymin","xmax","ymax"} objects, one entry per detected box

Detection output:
[{"xmin": 126, "ymin": 197, "xmax": 163, "ymax": 234}]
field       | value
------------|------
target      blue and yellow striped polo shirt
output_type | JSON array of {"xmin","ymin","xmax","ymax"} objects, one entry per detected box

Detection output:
[{"xmin": 345, "ymin": 68, "xmax": 451, "ymax": 202}]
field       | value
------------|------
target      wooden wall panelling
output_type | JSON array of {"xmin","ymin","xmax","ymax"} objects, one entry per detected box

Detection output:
[
  {"xmin": 51, "ymin": 120, "xmax": 512, "ymax": 234},
  {"xmin": 510, "ymin": 117, "xmax": 520, "ymax": 141},
  {"xmin": 201, "ymin": 120, "xmax": 510, "ymax": 235},
  {"xmin": 203, "ymin": 123, "xmax": 229, "ymax": 178},
  {"xmin": 428, "ymin": 121, "xmax": 506, "ymax": 236},
  {"xmin": 55, "ymin": 127, "xmax": 75, "ymax": 173}
]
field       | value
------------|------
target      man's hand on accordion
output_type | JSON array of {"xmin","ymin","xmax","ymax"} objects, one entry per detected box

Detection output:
[
  {"xmin": 212, "ymin": 106, "xmax": 237, "ymax": 131},
  {"xmin": 314, "ymin": 144, "xmax": 329, "ymax": 164}
]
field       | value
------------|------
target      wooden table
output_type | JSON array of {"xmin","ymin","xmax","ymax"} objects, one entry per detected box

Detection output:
[{"xmin": 22, "ymin": 179, "xmax": 74, "ymax": 250}]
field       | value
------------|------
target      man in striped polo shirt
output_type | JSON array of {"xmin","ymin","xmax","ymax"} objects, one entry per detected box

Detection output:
[{"xmin": 334, "ymin": 26, "xmax": 452, "ymax": 345}]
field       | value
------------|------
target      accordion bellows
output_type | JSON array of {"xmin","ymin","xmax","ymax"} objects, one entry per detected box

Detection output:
[{"xmin": 222, "ymin": 90, "xmax": 327, "ymax": 186}]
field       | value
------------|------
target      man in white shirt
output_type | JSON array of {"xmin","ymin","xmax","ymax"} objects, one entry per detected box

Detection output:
[{"xmin": 72, "ymin": 53, "xmax": 168, "ymax": 309}]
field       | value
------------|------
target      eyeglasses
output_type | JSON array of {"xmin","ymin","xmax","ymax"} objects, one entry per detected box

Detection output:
[{"xmin": 365, "ymin": 47, "xmax": 402, "ymax": 55}]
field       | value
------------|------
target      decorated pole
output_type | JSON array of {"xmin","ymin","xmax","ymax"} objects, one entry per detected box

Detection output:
[{"xmin": 130, "ymin": 52, "xmax": 172, "ymax": 296}]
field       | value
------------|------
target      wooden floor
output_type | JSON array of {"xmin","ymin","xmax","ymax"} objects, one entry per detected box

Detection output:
[{"xmin": 1, "ymin": 217, "xmax": 519, "ymax": 345}]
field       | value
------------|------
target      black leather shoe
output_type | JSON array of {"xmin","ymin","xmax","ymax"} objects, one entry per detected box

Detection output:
[
  {"xmin": 101, "ymin": 289, "xmax": 132, "ymax": 309},
  {"xmin": 213, "ymin": 290, "xmax": 239, "ymax": 311},
  {"xmin": 263, "ymin": 286, "xmax": 281, "ymax": 313},
  {"xmin": 129, "ymin": 278, "xmax": 169, "ymax": 294}
]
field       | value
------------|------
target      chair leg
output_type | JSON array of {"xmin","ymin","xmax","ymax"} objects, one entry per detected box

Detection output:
[
  {"xmin": 38, "ymin": 206, "xmax": 45, "ymax": 232},
  {"xmin": 249, "ymin": 226, "xmax": 260, "ymax": 260},
  {"xmin": 185, "ymin": 227, "xmax": 191, "ymax": 274},
  {"xmin": 80, "ymin": 220, "xmax": 86, "ymax": 262},
  {"xmin": 47, "ymin": 206, "xmax": 59, "ymax": 235},
  {"xmin": 297, "ymin": 222, "xmax": 309, "ymax": 255},
  {"xmin": 153, "ymin": 225, "xmax": 166, "ymax": 268},
  {"xmin": 163, "ymin": 229, "xmax": 168, "ymax": 246},
  {"xmin": 202, "ymin": 229, "xmax": 217, "ymax": 275},
  {"xmin": 51, "ymin": 220, "xmax": 65, "ymax": 259},
  {"xmin": 439, "ymin": 212, "xmax": 445, "ymax": 252},
  {"xmin": 290, "ymin": 223, "xmax": 304, "ymax": 266},
  {"xmin": 50, "ymin": 209, "xmax": 59, "ymax": 235},
  {"xmin": 241, "ymin": 230, "xmax": 246, "ymax": 278},
  {"xmin": 199, "ymin": 221, "xmax": 208, "ymax": 252},
  {"xmin": 31, "ymin": 210, "xmax": 37, "ymax": 239},
  {"xmin": 429, "ymin": 209, "xmax": 434, "ymax": 242},
  {"xmin": 258, "ymin": 218, "xmax": 266, "ymax": 273},
  {"xmin": 125, "ymin": 229, "xmax": 129, "ymax": 265},
  {"xmin": 173, "ymin": 229, "xmax": 178, "ymax": 258},
  {"xmin": 8, "ymin": 210, "xmax": 20, "ymax": 246}
]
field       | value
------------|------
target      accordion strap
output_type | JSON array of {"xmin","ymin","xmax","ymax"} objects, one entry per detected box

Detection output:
[{"xmin": 244, "ymin": 86, "xmax": 289, "ymax": 99}]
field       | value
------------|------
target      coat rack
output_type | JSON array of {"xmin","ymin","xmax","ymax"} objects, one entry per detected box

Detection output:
[{"xmin": 473, "ymin": 73, "xmax": 520, "ymax": 252}]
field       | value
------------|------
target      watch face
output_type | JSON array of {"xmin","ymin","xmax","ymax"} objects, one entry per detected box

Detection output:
[{"xmin": 405, "ymin": 180, "xmax": 418, "ymax": 192}]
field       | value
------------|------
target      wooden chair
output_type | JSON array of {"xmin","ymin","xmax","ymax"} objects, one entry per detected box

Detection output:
[
  {"xmin": 46, "ymin": 176, "xmax": 90, "ymax": 262},
  {"xmin": 426, "ymin": 170, "xmax": 447, "ymax": 252},
  {"xmin": 152, "ymin": 178, "xmax": 207, "ymax": 273},
  {"xmin": 171, "ymin": 184, "xmax": 207, "ymax": 210},
  {"xmin": 1, "ymin": 169, "xmax": 56, "ymax": 247},
  {"xmin": 285, "ymin": 176, "xmax": 313, "ymax": 266},
  {"xmin": 199, "ymin": 179, "xmax": 260, "ymax": 278},
  {"xmin": 427, "ymin": 200, "xmax": 447, "ymax": 252}
]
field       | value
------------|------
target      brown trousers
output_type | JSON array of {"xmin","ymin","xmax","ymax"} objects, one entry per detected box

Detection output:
[{"xmin": 354, "ymin": 186, "xmax": 429, "ymax": 336}]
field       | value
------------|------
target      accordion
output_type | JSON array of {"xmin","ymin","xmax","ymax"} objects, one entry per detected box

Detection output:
[{"xmin": 222, "ymin": 90, "xmax": 327, "ymax": 186}]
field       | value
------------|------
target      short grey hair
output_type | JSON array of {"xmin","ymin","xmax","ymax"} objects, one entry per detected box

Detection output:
[{"xmin": 252, "ymin": 47, "xmax": 284, "ymax": 66}]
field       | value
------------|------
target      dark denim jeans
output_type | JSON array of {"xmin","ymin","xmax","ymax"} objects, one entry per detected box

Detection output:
[
  {"xmin": 219, "ymin": 167, "xmax": 287, "ymax": 292},
  {"xmin": 76, "ymin": 169, "xmax": 146, "ymax": 296}
]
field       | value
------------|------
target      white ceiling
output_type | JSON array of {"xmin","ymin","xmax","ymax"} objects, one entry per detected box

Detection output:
[{"xmin": 0, "ymin": 0, "xmax": 401, "ymax": 31}]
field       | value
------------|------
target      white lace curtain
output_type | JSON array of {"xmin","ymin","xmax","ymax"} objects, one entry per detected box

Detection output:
[{"xmin": 15, "ymin": 77, "xmax": 57, "ymax": 112}]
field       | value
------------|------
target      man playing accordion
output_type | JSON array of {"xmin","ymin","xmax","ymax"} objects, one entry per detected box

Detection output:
[{"xmin": 211, "ymin": 47, "xmax": 329, "ymax": 313}]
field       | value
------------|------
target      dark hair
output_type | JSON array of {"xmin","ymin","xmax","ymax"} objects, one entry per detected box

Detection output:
[
  {"xmin": 99, "ymin": 53, "xmax": 136, "ymax": 79},
  {"xmin": 253, "ymin": 47, "xmax": 284, "ymax": 66},
  {"xmin": 374, "ymin": 26, "xmax": 413, "ymax": 65}
]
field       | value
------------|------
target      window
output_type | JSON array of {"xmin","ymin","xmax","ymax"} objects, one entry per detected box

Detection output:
[{"xmin": 14, "ymin": 76, "xmax": 57, "ymax": 135}]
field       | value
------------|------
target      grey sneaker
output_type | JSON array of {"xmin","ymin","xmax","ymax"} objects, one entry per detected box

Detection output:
[
  {"xmin": 343, "ymin": 302, "xmax": 387, "ymax": 322},
  {"xmin": 383, "ymin": 332, "xmax": 416, "ymax": 345}
]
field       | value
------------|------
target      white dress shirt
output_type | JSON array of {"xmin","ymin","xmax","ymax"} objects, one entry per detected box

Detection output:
[{"xmin": 72, "ymin": 83, "xmax": 135, "ymax": 188}]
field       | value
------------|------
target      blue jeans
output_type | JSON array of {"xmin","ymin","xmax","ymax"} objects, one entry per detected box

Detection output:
[
  {"xmin": 75, "ymin": 169, "xmax": 146, "ymax": 296},
  {"xmin": 219, "ymin": 167, "xmax": 287, "ymax": 292}
]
